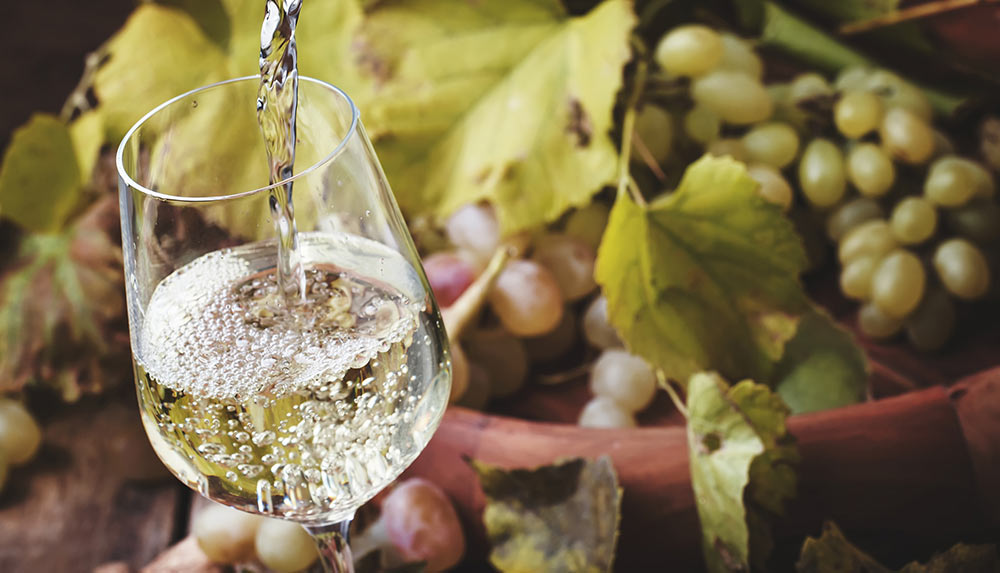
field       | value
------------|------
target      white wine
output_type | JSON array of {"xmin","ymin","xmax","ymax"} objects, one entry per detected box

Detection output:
[{"xmin": 131, "ymin": 232, "xmax": 450, "ymax": 523}]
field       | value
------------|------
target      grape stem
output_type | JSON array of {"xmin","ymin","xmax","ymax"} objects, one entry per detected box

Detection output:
[
  {"xmin": 618, "ymin": 55, "xmax": 650, "ymax": 208},
  {"xmin": 441, "ymin": 243, "xmax": 515, "ymax": 339},
  {"xmin": 658, "ymin": 370, "xmax": 688, "ymax": 418}
]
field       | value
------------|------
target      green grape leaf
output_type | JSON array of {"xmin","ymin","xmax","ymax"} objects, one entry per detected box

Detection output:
[
  {"xmin": 0, "ymin": 196, "xmax": 127, "ymax": 401},
  {"xmin": 69, "ymin": 111, "xmax": 105, "ymax": 185},
  {"xmin": 358, "ymin": 0, "xmax": 634, "ymax": 233},
  {"xmin": 796, "ymin": 521, "xmax": 1000, "ymax": 573},
  {"xmin": 0, "ymin": 114, "xmax": 81, "ymax": 233},
  {"xmin": 774, "ymin": 310, "xmax": 868, "ymax": 414},
  {"xmin": 469, "ymin": 456, "xmax": 622, "ymax": 573},
  {"xmin": 595, "ymin": 155, "xmax": 811, "ymax": 386},
  {"xmin": 686, "ymin": 372, "xmax": 798, "ymax": 573}
]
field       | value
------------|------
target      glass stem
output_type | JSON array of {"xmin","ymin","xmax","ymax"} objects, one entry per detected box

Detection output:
[{"xmin": 306, "ymin": 518, "xmax": 354, "ymax": 573}]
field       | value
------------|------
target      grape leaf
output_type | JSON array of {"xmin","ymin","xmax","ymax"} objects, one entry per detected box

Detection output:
[
  {"xmin": 357, "ymin": 0, "xmax": 634, "ymax": 233},
  {"xmin": 469, "ymin": 456, "xmax": 621, "ymax": 573},
  {"xmin": 0, "ymin": 114, "xmax": 81, "ymax": 233},
  {"xmin": 796, "ymin": 521, "xmax": 1000, "ymax": 573},
  {"xmin": 0, "ymin": 195, "xmax": 127, "ymax": 401},
  {"xmin": 686, "ymin": 372, "xmax": 798, "ymax": 573},
  {"xmin": 69, "ymin": 111, "xmax": 105, "ymax": 186},
  {"xmin": 773, "ymin": 310, "xmax": 868, "ymax": 415},
  {"xmin": 595, "ymin": 155, "xmax": 811, "ymax": 386}
]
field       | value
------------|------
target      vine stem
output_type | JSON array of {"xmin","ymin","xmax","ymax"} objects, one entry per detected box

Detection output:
[
  {"xmin": 60, "ymin": 48, "xmax": 106, "ymax": 121},
  {"xmin": 618, "ymin": 48, "xmax": 649, "ymax": 208},
  {"xmin": 659, "ymin": 371, "xmax": 688, "ymax": 418},
  {"xmin": 840, "ymin": 0, "xmax": 1000, "ymax": 35}
]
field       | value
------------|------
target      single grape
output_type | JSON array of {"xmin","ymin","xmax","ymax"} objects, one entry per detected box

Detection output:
[
  {"xmin": 858, "ymin": 301, "xmax": 903, "ymax": 339},
  {"xmin": 846, "ymin": 143, "xmax": 896, "ymax": 197},
  {"xmin": 864, "ymin": 70, "xmax": 932, "ymax": 120},
  {"xmin": 871, "ymin": 249, "xmax": 926, "ymax": 318},
  {"xmin": 788, "ymin": 72, "xmax": 833, "ymax": 103},
  {"xmin": 741, "ymin": 122, "xmax": 800, "ymax": 168},
  {"xmin": 880, "ymin": 108, "xmax": 934, "ymax": 165},
  {"xmin": 463, "ymin": 328, "xmax": 528, "ymax": 397},
  {"xmin": 747, "ymin": 164, "xmax": 793, "ymax": 211},
  {"xmin": 583, "ymin": 295, "xmax": 623, "ymax": 349},
  {"xmin": 890, "ymin": 197, "xmax": 937, "ymax": 245},
  {"xmin": 633, "ymin": 105, "xmax": 674, "ymax": 166},
  {"xmin": 718, "ymin": 33, "xmax": 763, "ymax": 79},
  {"xmin": 979, "ymin": 116, "xmax": 1000, "ymax": 171},
  {"xmin": 826, "ymin": 197, "xmax": 884, "ymax": 242},
  {"xmin": 933, "ymin": 238, "xmax": 991, "ymax": 300},
  {"xmin": 449, "ymin": 344, "xmax": 470, "ymax": 404},
  {"xmin": 589, "ymin": 349, "xmax": 657, "ymax": 413},
  {"xmin": 255, "ymin": 519, "xmax": 319, "ymax": 573},
  {"xmin": 655, "ymin": 25, "xmax": 724, "ymax": 77},
  {"xmin": 838, "ymin": 220, "xmax": 897, "ymax": 264},
  {"xmin": 834, "ymin": 91, "xmax": 883, "ymax": 138},
  {"xmin": 578, "ymin": 396, "xmax": 637, "ymax": 429},
  {"xmin": 0, "ymin": 400, "xmax": 41, "ymax": 465},
  {"xmin": 564, "ymin": 202, "xmax": 610, "ymax": 250},
  {"xmin": 192, "ymin": 504, "xmax": 262, "ymax": 565},
  {"xmin": 834, "ymin": 66, "xmax": 871, "ymax": 92},
  {"xmin": 488, "ymin": 259, "xmax": 564, "ymax": 337},
  {"xmin": 445, "ymin": 203, "xmax": 500, "ymax": 269},
  {"xmin": 456, "ymin": 363, "xmax": 491, "ymax": 410},
  {"xmin": 531, "ymin": 233, "xmax": 597, "ymax": 302},
  {"xmin": 706, "ymin": 138, "xmax": 748, "ymax": 162},
  {"xmin": 905, "ymin": 288, "xmax": 956, "ymax": 352},
  {"xmin": 924, "ymin": 156, "xmax": 978, "ymax": 207},
  {"xmin": 422, "ymin": 252, "xmax": 476, "ymax": 308},
  {"xmin": 683, "ymin": 106, "xmax": 721, "ymax": 145},
  {"xmin": 523, "ymin": 309, "xmax": 578, "ymax": 364},
  {"xmin": 691, "ymin": 71, "xmax": 773, "ymax": 125},
  {"xmin": 946, "ymin": 199, "xmax": 1000, "ymax": 244},
  {"xmin": 967, "ymin": 159, "xmax": 996, "ymax": 199},
  {"xmin": 799, "ymin": 138, "xmax": 847, "ymax": 208},
  {"xmin": 840, "ymin": 255, "xmax": 880, "ymax": 301},
  {"xmin": 381, "ymin": 478, "xmax": 465, "ymax": 572}
]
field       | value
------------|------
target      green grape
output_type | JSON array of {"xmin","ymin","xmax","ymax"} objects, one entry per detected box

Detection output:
[
  {"xmin": 847, "ymin": 143, "xmax": 896, "ymax": 197},
  {"xmin": 858, "ymin": 301, "xmax": 903, "ymax": 339},
  {"xmin": 881, "ymin": 108, "xmax": 934, "ymax": 165},
  {"xmin": 192, "ymin": 504, "xmax": 262, "ymax": 564},
  {"xmin": 691, "ymin": 71, "xmax": 773, "ymax": 125},
  {"xmin": 967, "ymin": 159, "xmax": 996, "ymax": 199},
  {"xmin": 905, "ymin": 288, "xmax": 956, "ymax": 352},
  {"xmin": 655, "ymin": 25, "xmax": 723, "ymax": 77},
  {"xmin": 532, "ymin": 233, "xmax": 597, "ymax": 302},
  {"xmin": 683, "ymin": 106, "xmax": 720, "ymax": 145},
  {"xmin": 706, "ymin": 138, "xmax": 747, "ymax": 162},
  {"xmin": 890, "ymin": 197, "xmax": 937, "ymax": 245},
  {"xmin": 871, "ymin": 249, "xmax": 926, "ymax": 318},
  {"xmin": 946, "ymin": 199, "xmax": 1000, "ymax": 244},
  {"xmin": 464, "ymin": 328, "xmax": 528, "ymax": 397},
  {"xmin": 741, "ymin": 122, "xmax": 799, "ymax": 168},
  {"xmin": 840, "ymin": 255, "xmax": 881, "ymax": 301},
  {"xmin": 590, "ymin": 349, "xmax": 657, "ymax": 413},
  {"xmin": 633, "ymin": 105, "xmax": 673, "ymax": 166},
  {"xmin": 747, "ymin": 164, "xmax": 793, "ymax": 211},
  {"xmin": 564, "ymin": 202, "xmax": 610, "ymax": 250},
  {"xmin": 924, "ymin": 156, "xmax": 979, "ymax": 207},
  {"xmin": 980, "ymin": 116, "xmax": 1000, "ymax": 171},
  {"xmin": 254, "ymin": 519, "xmax": 319, "ymax": 573},
  {"xmin": 718, "ymin": 33, "xmax": 763, "ymax": 79},
  {"xmin": 826, "ymin": 197, "xmax": 884, "ymax": 242},
  {"xmin": 578, "ymin": 396, "xmax": 636, "ymax": 429},
  {"xmin": 834, "ymin": 91, "xmax": 883, "ymax": 138},
  {"xmin": 933, "ymin": 238, "xmax": 991, "ymax": 300},
  {"xmin": 799, "ymin": 138, "xmax": 847, "ymax": 207},
  {"xmin": 834, "ymin": 66, "xmax": 871, "ymax": 92},
  {"xmin": 788, "ymin": 72, "xmax": 833, "ymax": 103},
  {"xmin": 0, "ymin": 399, "xmax": 41, "ymax": 465},
  {"xmin": 864, "ymin": 70, "xmax": 932, "ymax": 120},
  {"xmin": 839, "ymin": 220, "xmax": 897, "ymax": 264}
]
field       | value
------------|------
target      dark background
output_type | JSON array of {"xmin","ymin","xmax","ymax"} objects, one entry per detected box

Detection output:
[{"xmin": 1, "ymin": 0, "xmax": 132, "ymax": 150}]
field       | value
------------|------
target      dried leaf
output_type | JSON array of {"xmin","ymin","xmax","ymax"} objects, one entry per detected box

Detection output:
[
  {"xmin": 595, "ymin": 156, "xmax": 810, "ymax": 386},
  {"xmin": 359, "ymin": 0, "xmax": 634, "ymax": 233},
  {"xmin": 469, "ymin": 456, "xmax": 621, "ymax": 573}
]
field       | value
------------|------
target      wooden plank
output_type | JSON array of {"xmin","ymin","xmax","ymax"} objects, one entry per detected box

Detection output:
[{"xmin": 0, "ymin": 398, "xmax": 184, "ymax": 572}]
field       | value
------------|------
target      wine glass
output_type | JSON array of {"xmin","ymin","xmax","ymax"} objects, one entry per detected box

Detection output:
[{"xmin": 116, "ymin": 76, "xmax": 451, "ymax": 572}]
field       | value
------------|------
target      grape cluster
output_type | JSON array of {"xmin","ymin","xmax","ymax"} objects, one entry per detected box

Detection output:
[
  {"xmin": 640, "ymin": 25, "xmax": 997, "ymax": 351},
  {"xmin": 0, "ymin": 399, "xmax": 42, "ymax": 493},
  {"xmin": 425, "ymin": 201, "xmax": 659, "ymax": 428}
]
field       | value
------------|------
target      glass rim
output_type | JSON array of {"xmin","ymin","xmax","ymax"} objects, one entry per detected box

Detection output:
[{"xmin": 115, "ymin": 74, "xmax": 360, "ymax": 204}]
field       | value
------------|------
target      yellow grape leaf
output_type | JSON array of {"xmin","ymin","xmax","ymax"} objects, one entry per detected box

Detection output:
[
  {"xmin": 0, "ymin": 114, "xmax": 81, "ymax": 233},
  {"xmin": 69, "ymin": 110, "xmax": 105, "ymax": 184},
  {"xmin": 595, "ymin": 155, "xmax": 811, "ymax": 385},
  {"xmin": 358, "ymin": 0, "xmax": 634, "ymax": 233}
]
